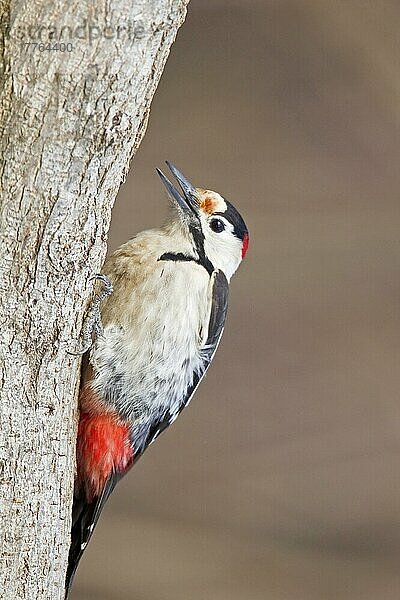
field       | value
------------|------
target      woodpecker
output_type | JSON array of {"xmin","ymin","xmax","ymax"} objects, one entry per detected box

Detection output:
[{"xmin": 66, "ymin": 162, "xmax": 249, "ymax": 596}]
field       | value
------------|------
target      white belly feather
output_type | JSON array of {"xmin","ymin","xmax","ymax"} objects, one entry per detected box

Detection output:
[{"xmin": 90, "ymin": 250, "xmax": 211, "ymax": 427}]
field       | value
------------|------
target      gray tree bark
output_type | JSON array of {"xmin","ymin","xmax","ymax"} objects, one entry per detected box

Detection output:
[{"xmin": 0, "ymin": 1, "xmax": 189, "ymax": 598}]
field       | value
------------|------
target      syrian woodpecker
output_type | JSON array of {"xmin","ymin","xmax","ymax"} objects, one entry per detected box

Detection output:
[{"xmin": 66, "ymin": 162, "xmax": 249, "ymax": 596}]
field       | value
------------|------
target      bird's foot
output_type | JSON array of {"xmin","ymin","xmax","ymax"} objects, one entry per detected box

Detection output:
[{"xmin": 68, "ymin": 274, "xmax": 113, "ymax": 356}]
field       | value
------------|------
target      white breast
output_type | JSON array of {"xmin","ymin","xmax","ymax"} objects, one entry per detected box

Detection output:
[{"xmin": 89, "ymin": 244, "xmax": 211, "ymax": 425}]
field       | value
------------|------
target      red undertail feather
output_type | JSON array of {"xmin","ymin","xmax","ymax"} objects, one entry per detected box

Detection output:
[{"xmin": 77, "ymin": 411, "xmax": 134, "ymax": 501}]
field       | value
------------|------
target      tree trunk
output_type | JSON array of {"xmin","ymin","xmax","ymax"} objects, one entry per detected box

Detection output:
[{"xmin": 0, "ymin": 2, "xmax": 189, "ymax": 598}]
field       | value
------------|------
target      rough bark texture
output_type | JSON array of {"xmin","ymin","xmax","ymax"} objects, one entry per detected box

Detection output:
[{"xmin": 0, "ymin": 1, "xmax": 189, "ymax": 598}]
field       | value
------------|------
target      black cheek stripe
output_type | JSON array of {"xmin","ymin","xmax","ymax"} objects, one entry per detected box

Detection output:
[{"xmin": 158, "ymin": 251, "xmax": 214, "ymax": 276}]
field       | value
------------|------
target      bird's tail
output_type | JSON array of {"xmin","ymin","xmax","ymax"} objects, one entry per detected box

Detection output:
[{"xmin": 65, "ymin": 476, "xmax": 118, "ymax": 598}]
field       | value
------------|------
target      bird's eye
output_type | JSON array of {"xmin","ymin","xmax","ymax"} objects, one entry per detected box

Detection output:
[{"xmin": 210, "ymin": 219, "xmax": 225, "ymax": 233}]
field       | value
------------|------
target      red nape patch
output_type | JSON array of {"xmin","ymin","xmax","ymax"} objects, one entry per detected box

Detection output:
[
  {"xmin": 242, "ymin": 232, "xmax": 249, "ymax": 258},
  {"xmin": 77, "ymin": 412, "xmax": 134, "ymax": 501}
]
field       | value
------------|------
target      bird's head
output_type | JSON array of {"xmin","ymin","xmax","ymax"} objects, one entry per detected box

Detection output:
[{"xmin": 157, "ymin": 161, "xmax": 249, "ymax": 281}]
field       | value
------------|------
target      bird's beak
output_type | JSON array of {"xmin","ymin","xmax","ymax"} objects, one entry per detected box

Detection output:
[{"xmin": 156, "ymin": 161, "xmax": 199, "ymax": 217}]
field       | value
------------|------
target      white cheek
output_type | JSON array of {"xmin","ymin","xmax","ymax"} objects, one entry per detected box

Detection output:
[{"xmin": 203, "ymin": 231, "xmax": 242, "ymax": 280}]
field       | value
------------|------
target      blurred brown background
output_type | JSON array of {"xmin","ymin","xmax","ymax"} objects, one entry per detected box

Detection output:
[{"xmin": 73, "ymin": 2, "xmax": 400, "ymax": 599}]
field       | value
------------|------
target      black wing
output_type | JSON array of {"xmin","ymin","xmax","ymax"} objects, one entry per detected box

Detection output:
[{"xmin": 65, "ymin": 270, "xmax": 229, "ymax": 597}]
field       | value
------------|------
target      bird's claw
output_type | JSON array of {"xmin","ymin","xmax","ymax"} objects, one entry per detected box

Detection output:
[{"xmin": 68, "ymin": 274, "xmax": 113, "ymax": 356}]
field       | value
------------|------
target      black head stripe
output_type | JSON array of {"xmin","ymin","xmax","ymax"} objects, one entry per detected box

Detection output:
[
  {"xmin": 189, "ymin": 224, "xmax": 214, "ymax": 275},
  {"xmin": 215, "ymin": 199, "xmax": 248, "ymax": 241}
]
